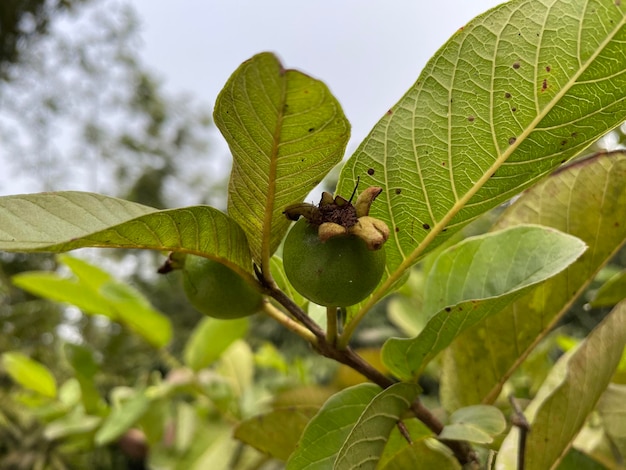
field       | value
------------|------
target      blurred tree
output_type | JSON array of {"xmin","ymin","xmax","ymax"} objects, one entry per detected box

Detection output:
[{"xmin": 0, "ymin": 1, "xmax": 226, "ymax": 467}]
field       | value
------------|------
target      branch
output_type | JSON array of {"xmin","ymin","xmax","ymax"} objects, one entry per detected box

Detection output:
[{"xmin": 259, "ymin": 267, "xmax": 477, "ymax": 466}]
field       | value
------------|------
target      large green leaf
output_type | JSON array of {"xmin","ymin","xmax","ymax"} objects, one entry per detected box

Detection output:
[
  {"xmin": 0, "ymin": 192, "xmax": 255, "ymax": 277},
  {"xmin": 334, "ymin": 382, "xmax": 421, "ymax": 469},
  {"xmin": 286, "ymin": 383, "xmax": 380, "ymax": 470},
  {"xmin": 441, "ymin": 151, "xmax": 626, "ymax": 409},
  {"xmin": 381, "ymin": 225, "xmax": 586, "ymax": 380},
  {"xmin": 337, "ymin": 0, "xmax": 626, "ymax": 313},
  {"xmin": 215, "ymin": 52, "xmax": 350, "ymax": 267},
  {"xmin": 496, "ymin": 300, "xmax": 626, "ymax": 470}
]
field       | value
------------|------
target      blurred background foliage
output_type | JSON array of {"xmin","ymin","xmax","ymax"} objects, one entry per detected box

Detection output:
[{"xmin": 0, "ymin": 0, "xmax": 625, "ymax": 469}]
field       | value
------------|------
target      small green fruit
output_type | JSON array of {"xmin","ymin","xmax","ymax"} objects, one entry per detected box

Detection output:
[
  {"xmin": 283, "ymin": 219, "xmax": 386, "ymax": 307},
  {"xmin": 183, "ymin": 255, "xmax": 262, "ymax": 319}
]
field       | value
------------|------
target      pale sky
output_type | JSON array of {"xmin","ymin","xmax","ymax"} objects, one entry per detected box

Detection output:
[{"xmin": 132, "ymin": 1, "xmax": 502, "ymax": 148}]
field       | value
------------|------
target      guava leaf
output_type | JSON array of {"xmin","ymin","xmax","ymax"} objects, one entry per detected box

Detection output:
[
  {"xmin": 334, "ymin": 382, "xmax": 421, "ymax": 469},
  {"xmin": 234, "ymin": 406, "xmax": 320, "ymax": 461},
  {"xmin": 1, "ymin": 352, "xmax": 57, "ymax": 398},
  {"xmin": 13, "ymin": 255, "xmax": 172, "ymax": 348},
  {"xmin": 183, "ymin": 317, "xmax": 249, "ymax": 371},
  {"xmin": 381, "ymin": 225, "xmax": 586, "ymax": 380},
  {"xmin": 589, "ymin": 268, "xmax": 626, "ymax": 308},
  {"xmin": 597, "ymin": 384, "xmax": 626, "ymax": 458},
  {"xmin": 286, "ymin": 383, "xmax": 380, "ymax": 470},
  {"xmin": 496, "ymin": 300, "xmax": 626, "ymax": 470},
  {"xmin": 214, "ymin": 52, "xmax": 350, "ymax": 267},
  {"xmin": 378, "ymin": 439, "xmax": 461, "ymax": 470},
  {"xmin": 439, "ymin": 405, "xmax": 506, "ymax": 444},
  {"xmin": 95, "ymin": 390, "xmax": 152, "ymax": 446},
  {"xmin": 337, "ymin": 0, "xmax": 626, "ymax": 312},
  {"xmin": 0, "ymin": 192, "xmax": 255, "ymax": 277},
  {"xmin": 441, "ymin": 151, "xmax": 626, "ymax": 409}
]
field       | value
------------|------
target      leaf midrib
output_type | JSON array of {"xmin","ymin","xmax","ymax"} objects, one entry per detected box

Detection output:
[{"xmin": 262, "ymin": 67, "xmax": 286, "ymax": 270}]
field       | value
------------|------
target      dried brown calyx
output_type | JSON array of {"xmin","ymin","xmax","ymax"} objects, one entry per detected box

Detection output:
[{"xmin": 284, "ymin": 186, "xmax": 390, "ymax": 250}]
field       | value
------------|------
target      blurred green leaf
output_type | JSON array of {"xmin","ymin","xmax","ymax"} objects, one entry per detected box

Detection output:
[
  {"xmin": 497, "ymin": 300, "xmax": 626, "ymax": 469},
  {"xmin": 441, "ymin": 151, "xmax": 626, "ymax": 409},
  {"xmin": 271, "ymin": 256, "xmax": 307, "ymax": 309},
  {"xmin": 99, "ymin": 281, "xmax": 172, "ymax": 348},
  {"xmin": 216, "ymin": 340, "xmax": 254, "ymax": 404},
  {"xmin": 234, "ymin": 406, "xmax": 319, "ymax": 461},
  {"xmin": 287, "ymin": 383, "xmax": 380, "ymax": 469},
  {"xmin": 589, "ymin": 268, "xmax": 626, "ymax": 308},
  {"xmin": 596, "ymin": 384, "xmax": 626, "ymax": 459},
  {"xmin": 64, "ymin": 343, "xmax": 105, "ymax": 415},
  {"xmin": 44, "ymin": 408, "xmax": 101, "ymax": 441},
  {"xmin": 337, "ymin": 0, "xmax": 626, "ymax": 314},
  {"xmin": 13, "ymin": 255, "xmax": 172, "ymax": 348},
  {"xmin": 2, "ymin": 352, "xmax": 57, "ymax": 398},
  {"xmin": 382, "ymin": 225, "xmax": 586, "ymax": 380},
  {"xmin": 439, "ymin": 405, "xmax": 506, "ymax": 444},
  {"xmin": 95, "ymin": 390, "xmax": 152, "ymax": 446},
  {"xmin": 379, "ymin": 439, "xmax": 461, "ymax": 470},
  {"xmin": 448, "ymin": 405, "xmax": 506, "ymax": 436},
  {"xmin": 183, "ymin": 317, "xmax": 249, "ymax": 371},
  {"xmin": 215, "ymin": 52, "xmax": 350, "ymax": 266},
  {"xmin": 334, "ymin": 382, "xmax": 421, "ymax": 469}
]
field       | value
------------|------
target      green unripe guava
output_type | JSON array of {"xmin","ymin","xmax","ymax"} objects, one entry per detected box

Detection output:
[
  {"xmin": 183, "ymin": 255, "xmax": 262, "ymax": 319},
  {"xmin": 283, "ymin": 219, "xmax": 386, "ymax": 307}
]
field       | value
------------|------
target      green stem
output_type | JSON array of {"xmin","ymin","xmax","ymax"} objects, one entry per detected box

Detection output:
[{"xmin": 262, "ymin": 300, "xmax": 318, "ymax": 345}]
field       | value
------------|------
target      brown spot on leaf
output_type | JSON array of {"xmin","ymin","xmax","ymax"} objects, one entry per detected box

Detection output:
[
  {"xmin": 546, "ymin": 66, "xmax": 551, "ymax": 72},
  {"xmin": 504, "ymin": 92, "xmax": 512, "ymax": 99},
  {"xmin": 561, "ymin": 140, "xmax": 568, "ymax": 146},
  {"xmin": 308, "ymin": 128, "xmax": 314, "ymax": 132},
  {"xmin": 395, "ymin": 188, "xmax": 402, "ymax": 195},
  {"xmin": 423, "ymin": 223, "xmax": 430, "ymax": 230},
  {"xmin": 387, "ymin": 109, "xmax": 393, "ymax": 115},
  {"xmin": 511, "ymin": 107, "xmax": 517, "ymax": 112},
  {"xmin": 445, "ymin": 307, "xmax": 451, "ymax": 312},
  {"xmin": 513, "ymin": 62, "xmax": 520, "ymax": 69},
  {"xmin": 542, "ymin": 78, "xmax": 548, "ymax": 91},
  {"xmin": 468, "ymin": 115, "xmax": 475, "ymax": 122},
  {"xmin": 509, "ymin": 137, "xmax": 517, "ymax": 145},
  {"xmin": 367, "ymin": 168, "xmax": 375, "ymax": 176},
  {"xmin": 395, "ymin": 226, "xmax": 400, "ymax": 233}
]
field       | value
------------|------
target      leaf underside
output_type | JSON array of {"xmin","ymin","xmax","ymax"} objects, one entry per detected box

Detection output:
[
  {"xmin": 381, "ymin": 225, "xmax": 586, "ymax": 380},
  {"xmin": 215, "ymin": 52, "xmax": 350, "ymax": 267},
  {"xmin": 337, "ymin": 0, "xmax": 626, "ymax": 309},
  {"xmin": 441, "ymin": 151, "xmax": 626, "ymax": 409},
  {"xmin": 0, "ymin": 192, "xmax": 255, "ymax": 277}
]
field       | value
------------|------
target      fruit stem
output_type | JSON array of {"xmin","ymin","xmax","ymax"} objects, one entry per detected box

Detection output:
[
  {"xmin": 261, "ymin": 300, "xmax": 318, "ymax": 345},
  {"xmin": 326, "ymin": 306, "xmax": 339, "ymax": 345}
]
